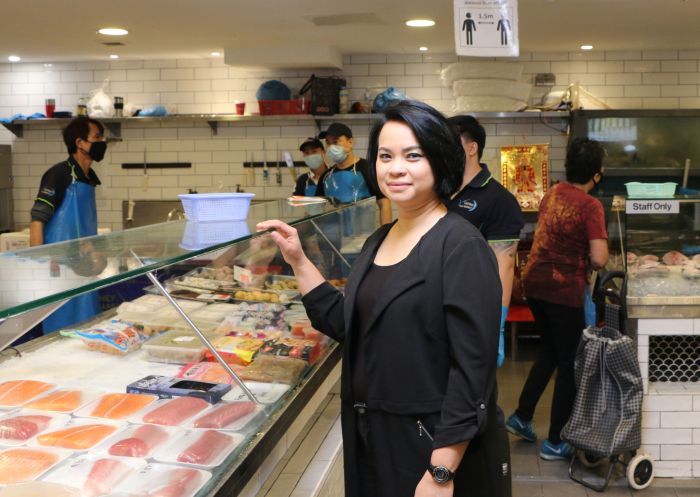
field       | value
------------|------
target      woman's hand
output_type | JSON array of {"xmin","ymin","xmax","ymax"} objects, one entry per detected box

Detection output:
[
  {"xmin": 414, "ymin": 472, "xmax": 454, "ymax": 497},
  {"xmin": 256, "ymin": 220, "xmax": 307, "ymax": 268}
]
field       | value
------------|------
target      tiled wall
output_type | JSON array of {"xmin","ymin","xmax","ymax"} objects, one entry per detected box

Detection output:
[
  {"xmin": 3, "ymin": 48, "xmax": 700, "ymax": 231},
  {"xmin": 638, "ymin": 318, "xmax": 700, "ymax": 477}
]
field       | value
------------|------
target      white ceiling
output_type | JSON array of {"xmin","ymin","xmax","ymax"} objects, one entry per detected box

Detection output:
[{"xmin": 3, "ymin": 0, "xmax": 700, "ymax": 63}]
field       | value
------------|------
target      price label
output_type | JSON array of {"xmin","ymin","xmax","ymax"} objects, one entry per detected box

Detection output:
[{"xmin": 234, "ymin": 265, "xmax": 253, "ymax": 285}]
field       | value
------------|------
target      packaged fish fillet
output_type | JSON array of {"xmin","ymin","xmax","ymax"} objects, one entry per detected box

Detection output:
[
  {"xmin": 113, "ymin": 463, "xmax": 211, "ymax": 497},
  {"xmin": 189, "ymin": 401, "xmax": 260, "ymax": 431},
  {"xmin": 42, "ymin": 454, "xmax": 146, "ymax": 497},
  {"xmin": 0, "ymin": 380, "xmax": 55, "ymax": 409},
  {"xmin": 135, "ymin": 397, "xmax": 211, "ymax": 426},
  {"xmin": 154, "ymin": 430, "xmax": 242, "ymax": 468},
  {"xmin": 76, "ymin": 392, "xmax": 157, "ymax": 420},
  {"xmin": 30, "ymin": 419, "xmax": 124, "ymax": 451},
  {"xmin": 76, "ymin": 320, "xmax": 149, "ymax": 356},
  {"xmin": 0, "ymin": 410, "xmax": 70, "ymax": 446},
  {"xmin": 94, "ymin": 424, "xmax": 179, "ymax": 459},
  {"xmin": 0, "ymin": 481, "xmax": 81, "ymax": 497},
  {"xmin": 24, "ymin": 389, "xmax": 101, "ymax": 414},
  {"xmin": 176, "ymin": 361, "xmax": 246, "ymax": 385},
  {"xmin": 0, "ymin": 447, "xmax": 71, "ymax": 485},
  {"xmin": 222, "ymin": 381, "xmax": 290, "ymax": 405}
]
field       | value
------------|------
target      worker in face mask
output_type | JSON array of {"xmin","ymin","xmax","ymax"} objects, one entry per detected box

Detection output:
[
  {"xmin": 29, "ymin": 116, "xmax": 108, "ymax": 335},
  {"xmin": 293, "ymin": 137, "xmax": 329, "ymax": 197},
  {"xmin": 315, "ymin": 122, "xmax": 392, "ymax": 225}
]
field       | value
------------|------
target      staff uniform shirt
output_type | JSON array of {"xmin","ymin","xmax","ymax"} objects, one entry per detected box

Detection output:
[
  {"xmin": 30, "ymin": 158, "xmax": 101, "ymax": 224},
  {"xmin": 314, "ymin": 158, "xmax": 385, "ymax": 200},
  {"xmin": 523, "ymin": 182, "xmax": 607, "ymax": 307},
  {"xmin": 449, "ymin": 163, "xmax": 524, "ymax": 243}
]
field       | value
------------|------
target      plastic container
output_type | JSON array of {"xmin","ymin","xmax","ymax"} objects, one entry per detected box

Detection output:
[
  {"xmin": 94, "ymin": 424, "xmax": 181, "ymax": 459},
  {"xmin": 188, "ymin": 401, "xmax": 262, "ymax": 431},
  {"xmin": 76, "ymin": 393, "xmax": 158, "ymax": 421},
  {"xmin": 0, "ymin": 380, "xmax": 56, "ymax": 410},
  {"xmin": 23, "ymin": 389, "xmax": 102, "ymax": 414},
  {"xmin": 0, "ymin": 410, "xmax": 71, "ymax": 446},
  {"xmin": 178, "ymin": 193, "xmax": 255, "ymax": 222},
  {"xmin": 180, "ymin": 220, "xmax": 251, "ymax": 250},
  {"xmin": 222, "ymin": 381, "xmax": 290, "ymax": 405},
  {"xmin": 29, "ymin": 418, "xmax": 125, "ymax": 452},
  {"xmin": 42, "ymin": 454, "xmax": 146, "ymax": 495},
  {"xmin": 257, "ymin": 99, "xmax": 308, "ymax": 115},
  {"xmin": 113, "ymin": 463, "xmax": 211, "ymax": 497},
  {"xmin": 154, "ymin": 429, "xmax": 243, "ymax": 468},
  {"xmin": 0, "ymin": 447, "xmax": 72, "ymax": 485},
  {"xmin": 142, "ymin": 330, "xmax": 210, "ymax": 364},
  {"xmin": 625, "ymin": 182, "xmax": 677, "ymax": 198}
]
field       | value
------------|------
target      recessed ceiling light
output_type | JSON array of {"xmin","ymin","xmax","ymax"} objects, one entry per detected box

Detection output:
[
  {"xmin": 98, "ymin": 28, "xmax": 129, "ymax": 36},
  {"xmin": 43, "ymin": 63, "xmax": 53, "ymax": 68},
  {"xmin": 419, "ymin": 46, "xmax": 429, "ymax": 52},
  {"xmin": 211, "ymin": 51, "xmax": 221, "ymax": 57},
  {"xmin": 406, "ymin": 19, "xmax": 435, "ymax": 27},
  {"xmin": 110, "ymin": 54, "xmax": 119, "ymax": 59},
  {"xmin": 580, "ymin": 44, "xmax": 594, "ymax": 50},
  {"xmin": 8, "ymin": 55, "xmax": 20, "ymax": 62}
]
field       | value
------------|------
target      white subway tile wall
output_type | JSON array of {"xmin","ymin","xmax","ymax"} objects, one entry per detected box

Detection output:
[{"xmin": 3, "ymin": 49, "xmax": 700, "ymax": 231}]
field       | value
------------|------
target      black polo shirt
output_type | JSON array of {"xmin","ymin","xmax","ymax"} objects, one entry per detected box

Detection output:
[
  {"xmin": 30, "ymin": 157, "xmax": 101, "ymax": 224},
  {"xmin": 448, "ymin": 163, "xmax": 524, "ymax": 242}
]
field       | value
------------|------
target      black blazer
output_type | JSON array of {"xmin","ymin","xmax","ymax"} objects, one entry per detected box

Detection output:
[{"xmin": 302, "ymin": 211, "xmax": 501, "ymax": 448}]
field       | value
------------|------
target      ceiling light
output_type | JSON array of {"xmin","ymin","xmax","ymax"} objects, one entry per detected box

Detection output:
[
  {"xmin": 110, "ymin": 54, "xmax": 119, "ymax": 59},
  {"xmin": 580, "ymin": 44, "xmax": 593, "ymax": 50},
  {"xmin": 43, "ymin": 63, "xmax": 53, "ymax": 68},
  {"xmin": 419, "ymin": 46, "xmax": 429, "ymax": 52},
  {"xmin": 211, "ymin": 51, "xmax": 221, "ymax": 57},
  {"xmin": 8, "ymin": 55, "xmax": 20, "ymax": 62},
  {"xmin": 98, "ymin": 28, "xmax": 129, "ymax": 36},
  {"xmin": 406, "ymin": 19, "xmax": 435, "ymax": 27}
]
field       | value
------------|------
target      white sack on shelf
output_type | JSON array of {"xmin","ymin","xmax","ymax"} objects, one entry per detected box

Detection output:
[
  {"xmin": 441, "ymin": 61, "xmax": 523, "ymax": 87},
  {"xmin": 452, "ymin": 79, "xmax": 532, "ymax": 101},
  {"xmin": 453, "ymin": 96, "xmax": 527, "ymax": 113}
]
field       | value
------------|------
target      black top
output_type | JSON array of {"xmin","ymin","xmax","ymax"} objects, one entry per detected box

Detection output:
[
  {"xmin": 314, "ymin": 158, "xmax": 385, "ymax": 199},
  {"xmin": 302, "ymin": 212, "xmax": 501, "ymax": 448},
  {"xmin": 448, "ymin": 163, "xmax": 524, "ymax": 242},
  {"xmin": 293, "ymin": 170, "xmax": 328, "ymax": 196},
  {"xmin": 352, "ymin": 261, "xmax": 402, "ymax": 402},
  {"xmin": 30, "ymin": 158, "xmax": 101, "ymax": 224}
]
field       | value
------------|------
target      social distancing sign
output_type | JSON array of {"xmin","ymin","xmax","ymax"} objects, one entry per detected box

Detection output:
[{"xmin": 453, "ymin": 0, "xmax": 519, "ymax": 57}]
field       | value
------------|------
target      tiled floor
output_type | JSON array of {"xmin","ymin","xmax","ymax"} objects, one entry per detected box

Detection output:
[{"xmin": 500, "ymin": 335, "xmax": 700, "ymax": 497}]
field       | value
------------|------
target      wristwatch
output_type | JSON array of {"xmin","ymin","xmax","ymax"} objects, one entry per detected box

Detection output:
[{"xmin": 428, "ymin": 463, "xmax": 456, "ymax": 484}]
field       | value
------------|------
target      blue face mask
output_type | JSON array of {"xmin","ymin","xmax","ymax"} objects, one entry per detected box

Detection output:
[
  {"xmin": 326, "ymin": 144, "xmax": 348, "ymax": 164},
  {"xmin": 303, "ymin": 153, "xmax": 324, "ymax": 170}
]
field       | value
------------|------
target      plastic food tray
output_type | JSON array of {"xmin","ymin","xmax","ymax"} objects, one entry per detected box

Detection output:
[
  {"xmin": 178, "ymin": 193, "xmax": 255, "ymax": 222},
  {"xmin": 625, "ymin": 182, "xmax": 677, "ymax": 198},
  {"xmin": 142, "ymin": 330, "xmax": 210, "ymax": 365}
]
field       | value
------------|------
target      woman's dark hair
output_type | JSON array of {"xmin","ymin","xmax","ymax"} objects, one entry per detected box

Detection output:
[
  {"xmin": 63, "ymin": 117, "xmax": 104, "ymax": 154},
  {"xmin": 565, "ymin": 138, "xmax": 606, "ymax": 184},
  {"xmin": 366, "ymin": 100, "xmax": 465, "ymax": 202}
]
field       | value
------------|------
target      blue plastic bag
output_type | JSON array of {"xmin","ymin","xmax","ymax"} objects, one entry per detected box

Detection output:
[
  {"xmin": 372, "ymin": 87, "xmax": 406, "ymax": 113},
  {"xmin": 583, "ymin": 284, "xmax": 596, "ymax": 327}
]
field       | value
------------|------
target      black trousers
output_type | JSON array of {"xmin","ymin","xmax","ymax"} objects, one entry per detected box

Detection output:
[
  {"xmin": 352, "ymin": 392, "xmax": 511, "ymax": 497},
  {"xmin": 515, "ymin": 298, "xmax": 584, "ymax": 444}
]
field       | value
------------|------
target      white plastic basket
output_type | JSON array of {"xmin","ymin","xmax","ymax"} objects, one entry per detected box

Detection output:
[
  {"xmin": 625, "ymin": 182, "xmax": 677, "ymax": 198},
  {"xmin": 178, "ymin": 193, "xmax": 255, "ymax": 222},
  {"xmin": 180, "ymin": 221, "xmax": 251, "ymax": 250}
]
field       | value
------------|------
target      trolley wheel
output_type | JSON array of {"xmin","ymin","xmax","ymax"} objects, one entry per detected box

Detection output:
[
  {"xmin": 577, "ymin": 451, "xmax": 605, "ymax": 468},
  {"xmin": 626, "ymin": 454, "xmax": 654, "ymax": 490}
]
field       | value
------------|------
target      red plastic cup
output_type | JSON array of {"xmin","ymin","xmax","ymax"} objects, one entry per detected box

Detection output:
[
  {"xmin": 45, "ymin": 98, "xmax": 56, "ymax": 118},
  {"xmin": 235, "ymin": 101, "xmax": 245, "ymax": 115}
]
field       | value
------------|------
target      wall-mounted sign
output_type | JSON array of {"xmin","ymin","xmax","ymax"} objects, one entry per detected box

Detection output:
[
  {"xmin": 453, "ymin": 0, "xmax": 519, "ymax": 57},
  {"xmin": 625, "ymin": 200, "xmax": 680, "ymax": 215},
  {"xmin": 500, "ymin": 144, "xmax": 548, "ymax": 211}
]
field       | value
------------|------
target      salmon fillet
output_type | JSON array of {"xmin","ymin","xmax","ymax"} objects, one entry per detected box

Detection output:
[
  {"xmin": 0, "ymin": 381, "xmax": 54, "ymax": 407},
  {"xmin": 90, "ymin": 393, "xmax": 156, "ymax": 419},
  {"xmin": 37, "ymin": 424, "xmax": 117, "ymax": 450},
  {"xmin": 25, "ymin": 390, "xmax": 83, "ymax": 412},
  {"xmin": 0, "ymin": 448, "xmax": 59, "ymax": 484}
]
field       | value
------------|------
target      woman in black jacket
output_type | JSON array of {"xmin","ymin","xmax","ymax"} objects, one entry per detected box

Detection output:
[{"xmin": 258, "ymin": 101, "xmax": 504, "ymax": 497}]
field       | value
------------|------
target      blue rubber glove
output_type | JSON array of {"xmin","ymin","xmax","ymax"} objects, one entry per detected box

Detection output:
[{"xmin": 498, "ymin": 305, "xmax": 508, "ymax": 367}]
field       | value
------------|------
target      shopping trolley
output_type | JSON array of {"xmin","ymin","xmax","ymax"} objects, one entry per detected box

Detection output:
[{"xmin": 562, "ymin": 271, "xmax": 654, "ymax": 492}]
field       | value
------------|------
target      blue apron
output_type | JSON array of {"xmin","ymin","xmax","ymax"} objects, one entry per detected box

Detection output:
[
  {"xmin": 304, "ymin": 176, "xmax": 318, "ymax": 197},
  {"xmin": 322, "ymin": 164, "xmax": 371, "ymax": 204},
  {"xmin": 42, "ymin": 162, "xmax": 100, "ymax": 334}
]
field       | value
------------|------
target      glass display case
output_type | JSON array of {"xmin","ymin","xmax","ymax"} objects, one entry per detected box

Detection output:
[
  {"xmin": 0, "ymin": 198, "xmax": 378, "ymax": 496},
  {"xmin": 571, "ymin": 109, "xmax": 700, "ymax": 195},
  {"xmin": 623, "ymin": 195, "xmax": 700, "ymax": 317}
]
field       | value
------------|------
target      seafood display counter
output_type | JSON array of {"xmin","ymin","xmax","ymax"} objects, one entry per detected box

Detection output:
[
  {"xmin": 0, "ymin": 198, "xmax": 378, "ymax": 495},
  {"xmin": 622, "ymin": 195, "xmax": 700, "ymax": 478}
]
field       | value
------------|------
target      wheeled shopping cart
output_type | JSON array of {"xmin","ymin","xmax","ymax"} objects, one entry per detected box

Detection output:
[{"xmin": 562, "ymin": 271, "xmax": 654, "ymax": 492}]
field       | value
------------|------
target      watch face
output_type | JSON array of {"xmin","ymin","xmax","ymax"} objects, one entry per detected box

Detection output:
[{"xmin": 432, "ymin": 465, "xmax": 452, "ymax": 484}]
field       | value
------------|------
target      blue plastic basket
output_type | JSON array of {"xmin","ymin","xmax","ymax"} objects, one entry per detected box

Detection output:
[
  {"xmin": 624, "ymin": 182, "xmax": 677, "ymax": 198},
  {"xmin": 178, "ymin": 193, "xmax": 255, "ymax": 222},
  {"xmin": 180, "ymin": 221, "xmax": 251, "ymax": 250}
]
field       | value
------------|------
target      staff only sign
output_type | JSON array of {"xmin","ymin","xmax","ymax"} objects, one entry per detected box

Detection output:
[{"xmin": 453, "ymin": 0, "xmax": 519, "ymax": 57}]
